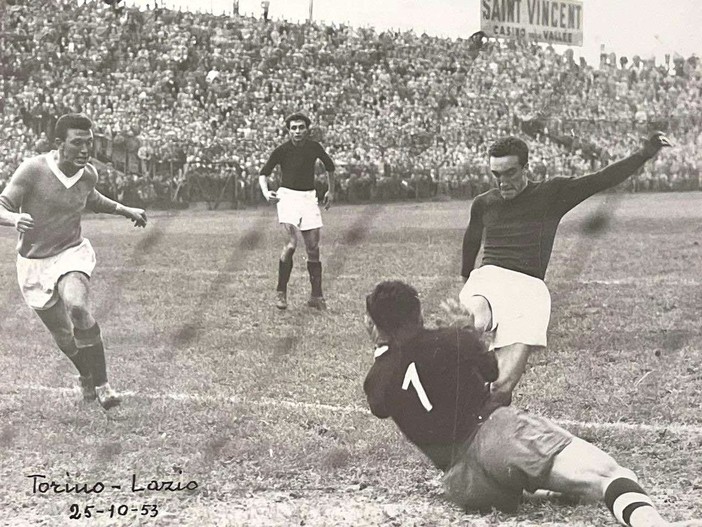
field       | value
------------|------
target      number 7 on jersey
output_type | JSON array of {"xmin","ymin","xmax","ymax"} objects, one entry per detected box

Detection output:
[{"xmin": 402, "ymin": 362, "xmax": 433, "ymax": 412}]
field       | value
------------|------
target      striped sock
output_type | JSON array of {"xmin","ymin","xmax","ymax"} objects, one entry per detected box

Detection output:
[{"xmin": 604, "ymin": 478, "xmax": 655, "ymax": 526}]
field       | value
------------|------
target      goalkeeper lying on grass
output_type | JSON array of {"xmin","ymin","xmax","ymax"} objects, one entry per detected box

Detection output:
[{"xmin": 363, "ymin": 280, "xmax": 700, "ymax": 526}]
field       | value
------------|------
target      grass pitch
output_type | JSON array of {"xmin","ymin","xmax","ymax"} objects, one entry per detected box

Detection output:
[{"xmin": 0, "ymin": 192, "xmax": 700, "ymax": 526}]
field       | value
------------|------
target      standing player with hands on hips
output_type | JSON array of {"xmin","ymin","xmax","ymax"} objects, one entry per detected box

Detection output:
[
  {"xmin": 454, "ymin": 131, "xmax": 673, "ymax": 407},
  {"xmin": 259, "ymin": 112, "xmax": 335, "ymax": 311},
  {"xmin": 0, "ymin": 113, "xmax": 147, "ymax": 410}
]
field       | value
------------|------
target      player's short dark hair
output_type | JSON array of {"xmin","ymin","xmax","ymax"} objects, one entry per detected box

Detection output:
[
  {"xmin": 55, "ymin": 113, "xmax": 93, "ymax": 141},
  {"xmin": 366, "ymin": 281, "xmax": 421, "ymax": 335},
  {"xmin": 285, "ymin": 112, "xmax": 311, "ymax": 129},
  {"xmin": 488, "ymin": 136, "xmax": 529, "ymax": 167}
]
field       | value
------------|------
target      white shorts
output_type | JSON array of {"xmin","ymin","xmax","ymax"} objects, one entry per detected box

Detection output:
[
  {"xmin": 276, "ymin": 187, "xmax": 323, "ymax": 231},
  {"xmin": 459, "ymin": 265, "xmax": 551, "ymax": 349},
  {"xmin": 16, "ymin": 238, "xmax": 96, "ymax": 310}
]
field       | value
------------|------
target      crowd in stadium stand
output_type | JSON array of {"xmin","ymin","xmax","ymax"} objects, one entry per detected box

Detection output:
[{"xmin": 1, "ymin": 0, "xmax": 700, "ymax": 208}]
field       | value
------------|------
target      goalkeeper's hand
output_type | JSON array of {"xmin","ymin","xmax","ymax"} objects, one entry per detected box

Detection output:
[{"xmin": 437, "ymin": 298, "xmax": 475, "ymax": 329}]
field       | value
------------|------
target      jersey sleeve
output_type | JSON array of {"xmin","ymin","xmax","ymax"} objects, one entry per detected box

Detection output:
[
  {"xmin": 552, "ymin": 151, "xmax": 649, "ymax": 213},
  {"xmin": 316, "ymin": 143, "xmax": 335, "ymax": 172},
  {"xmin": 461, "ymin": 196, "xmax": 485, "ymax": 279},
  {"xmin": 0, "ymin": 160, "xmax": 35, "ymax": 212},
  {"xmin": 259, "ymin": 146, "xmax": 281, "ymax": 176},
  {"xmin": 363, "ymin": 359, "xmax": 391, "ymax": 419},
  {"xmin": 86, "ymin": 189, "xmax": 119, "ymax": 214}
]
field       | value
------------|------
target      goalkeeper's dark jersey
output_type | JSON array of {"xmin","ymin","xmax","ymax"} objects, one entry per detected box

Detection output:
[
  {"xmin": 461, "ymin": 152, "xmax": 650, "ymax": 280},
  {"xmin": 363, "ymin": 327, "xmax": 498, "ymax": 471}
]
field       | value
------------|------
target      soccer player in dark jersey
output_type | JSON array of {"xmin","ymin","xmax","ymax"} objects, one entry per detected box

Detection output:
[
  {"xmin": 0, "ymin": 113, "xmax": 147, "ymax": 410},
  {"xmin": 459, "ymin": 132, "xmax": 672, "ymax": 407},
  {"xmin": 364, "ymin": 280, "xmax": 701, "ymax": 526},
  {"xmin": 258, "ymin": 112, "xmax": 335, "ymax": 310}
]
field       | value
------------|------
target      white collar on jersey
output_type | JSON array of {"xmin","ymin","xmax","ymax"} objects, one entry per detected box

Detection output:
[
  {"xmin": 46, "ymin": 151, "xmax": 85, "ymax": 189},
  {"xmin": 373, "ymin": 345, "xmax": 389, "ymax": 359}
]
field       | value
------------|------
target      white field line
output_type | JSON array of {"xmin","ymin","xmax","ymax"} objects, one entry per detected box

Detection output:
[
  {"xmin": 7, "ymin": 384, "xmax": 702, "ymax": 436},
  {"xmin": 1, "ymin": 261, "xmax": 699, "ymax": 285},
  {"xmin": 33, "ymin": 265, "xmax": 699, "ymax": 286}
]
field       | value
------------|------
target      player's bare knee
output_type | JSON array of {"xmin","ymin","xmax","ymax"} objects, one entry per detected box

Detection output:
[
  {"xmin": 306, "ymin": 248, "xmax": 320, "ymax": 262},
  {"xmin": 460, "ymin": 295, "xmax": 492, "ymax": 332},
  {"xmin": 281, "ymin": 244, "xmax": 295, "ymax": 261},
  {"xmin": 574, "ymin": 446, "xmax": 636, "ymax": 499}
]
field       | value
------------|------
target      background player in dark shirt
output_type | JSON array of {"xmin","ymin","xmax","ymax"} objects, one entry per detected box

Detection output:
[
  {"xmin": 364, "ymin": 280, "xmax": 701, "ymax": 526},
  {"xmin": 458, "ymin": 132, "xmax": 672, "ymax": 407},
  {"xmin": 258, "ymin": 113, "xmax": 335, "ymax": 310}
]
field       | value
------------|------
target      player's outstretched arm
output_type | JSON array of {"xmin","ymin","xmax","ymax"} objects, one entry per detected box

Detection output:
[
  {"xmin": 556, "ymin": 131, "xmax": 673, "ymax": 211},
  {"xmin": 87, "ymin": 189, "xmax": 147, "ymax": 227},
  {"xmin": 116, "ymin": 204, "xmax": 147, "ymax": 228}
]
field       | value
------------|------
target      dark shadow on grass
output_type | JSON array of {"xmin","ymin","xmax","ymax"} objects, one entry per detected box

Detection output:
[
  {"xmin": 170, "ymin": 217, "xmax": 268, "ymax": 347},
  {"xmin": 95, "ymin": 219, "xmax": 169, "ymax": 319}
]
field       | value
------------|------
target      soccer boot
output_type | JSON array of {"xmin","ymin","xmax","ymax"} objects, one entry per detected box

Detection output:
[
  {"xmin": 95, "ymin": 383, "xmax": 122, "ymax": 410},
  {"xmin": 79, "ymin": 375, "xmax": 97, "ymax": 402},
  {"xmin": 275, "ymin": 290, "xmax": 288, "ymax": 310},
  {"xmin": 307, "ymin": 296, "xmax": 327, "ymax": 310}
]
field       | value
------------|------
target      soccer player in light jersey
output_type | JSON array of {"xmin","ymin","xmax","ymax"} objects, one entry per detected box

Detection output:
[
  {"xmin": 259, "ymin": 112, "xmax": 335, "ymax": 310},
  {"xmin": 459, "ymin": 132, "xmax": 672, "ymax": 407},
  {"xmin": 364, "ymin": 280, "xmax": 701, "ymax": 526},
  {"xmin": 0, "ymin": 113, "xmax": 147, "ymax": 410}
]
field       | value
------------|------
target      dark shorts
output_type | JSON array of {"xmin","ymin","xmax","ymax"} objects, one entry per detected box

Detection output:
[{"xmin": 442, "ymin": 406, "xmax": 573, "ymax": 513}]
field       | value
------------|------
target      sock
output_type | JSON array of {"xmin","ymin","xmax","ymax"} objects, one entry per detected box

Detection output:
[
  {"xmin": 74, "ymin": 323, "xmax": 108, "ymax": 387},
  {"xmin": 307, "ymin": 261, "xmax": 323, "ymax": 297},
  {"xmin": 58, "ymin": 339, "xmax": 91, "ymax": 378},
  {"xmin": 604, "ymin": 478, "xmax": 655, "ymax": 526},
  {"xmin": 277, "ymin": 258, "xmax": 293, "ymax": 292}
]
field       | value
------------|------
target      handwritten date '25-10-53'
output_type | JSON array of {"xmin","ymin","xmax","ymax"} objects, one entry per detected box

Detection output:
[
  {"xmin": 69, "ymin": 503, "xmax": 159, "ymax": 520},
  {"xmin": 27, "ymin": 473, "xmax": 199, "ymax": 494}
]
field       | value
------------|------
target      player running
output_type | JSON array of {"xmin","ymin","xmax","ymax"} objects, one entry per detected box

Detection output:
[
  {"xmin": 0, "ymin": 113, "xmax": 147, "ymax": 410},
  {"xmin": 364, "ymin": 280, "xmax": 701, "ymax": 526},
  {"xmin": 258, "ymin": 112, "xmax": 335, "ymax": 310},
  {"xmin": 458, "ymin": 132, "xmax": 672, "ymax": 406}
]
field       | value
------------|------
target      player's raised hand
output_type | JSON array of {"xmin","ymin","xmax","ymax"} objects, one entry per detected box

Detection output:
[
  {"xmin": 14, "ymin": 213, "xmax": 34, "ymax": 233},
  {"xmin": 124, "ymin": 207, "xmax": 147, "ymax": 228},
  {"xmin": 643, "ymin": 131, "xmax": 673, "ymax": 158},
  {"xmin": 323, "ymin": 190, "xmax": 334, "ymax": 210}
]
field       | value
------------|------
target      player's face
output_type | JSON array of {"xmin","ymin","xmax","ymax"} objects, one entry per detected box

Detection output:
[
  {"xmin": 364, "ymin": 312, "xmax": 377, "ymax": 338},
  {"xmin": 288, "ymin": 120, "xmax": 308, "ymax": 144},
  {"xmin": 364, "ymin": 311, "xmax": 389, "ymax": 345},
  {"xmin": 489, "ymin": 155, "xmax": 528, "ymax": 200},
  {"xmin": 59, "ymin": 128, "xmax": 94, "ymax": 169}
]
